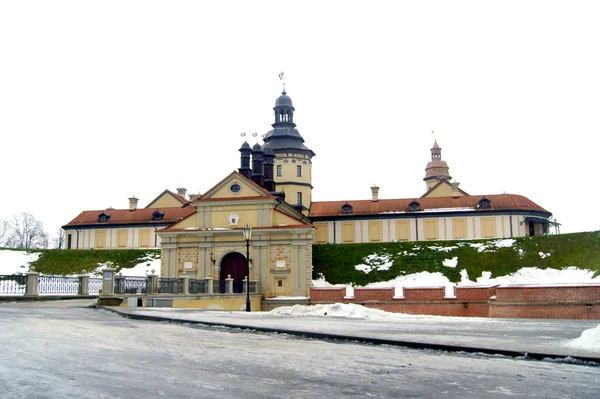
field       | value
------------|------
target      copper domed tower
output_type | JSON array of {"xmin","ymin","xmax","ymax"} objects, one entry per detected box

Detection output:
[{"xmin": 424, "ymin": 140, "xmax": 452, "ymax": 190}]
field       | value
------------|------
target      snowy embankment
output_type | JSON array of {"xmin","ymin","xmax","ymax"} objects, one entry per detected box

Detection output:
[{"xmin": 0, "ymin": 249, "xmax": 161, "ymax": 276}]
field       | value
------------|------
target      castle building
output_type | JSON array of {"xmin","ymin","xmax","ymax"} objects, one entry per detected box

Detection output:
[
  {"xmin": 309, "ymin": 140, "xmax": 551, "ymax": 244},
  {"xmin": 63, "ymin": 87, "xmax": 552, "ymax": 297}
]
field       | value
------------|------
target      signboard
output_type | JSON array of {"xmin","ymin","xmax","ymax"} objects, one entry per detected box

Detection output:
[
  {"xmin": 103, "ymin": 271, "xmax": 112, "ymax": 281},
  {"xmin": 184, "ymin": 262, "xmax": 193, "ymax": 269}
]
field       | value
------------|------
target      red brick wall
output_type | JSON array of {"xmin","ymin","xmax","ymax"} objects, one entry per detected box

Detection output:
[
  {"xmin": 310, "ymin": 287, "xmax": 346, "ymax": 302},
  {"xmin": 403, "ymin": 287, "xmax": 445, "ymax": 301},
  {"xmin": 364, "ymin": 302, "xmax": 490, "ymax": 318},
  {"xmin": 354, "ymin": 288, "xmax": 394, "ymax": 302},
  {"xmin": 495, "ymin": 285, "xmax": 600, "ymax": 302},
  {"xmin": 309, "ymin": 284, "xmax": 600, "ymax": 319},
  {"xmin": 490, "ymin": 304, "xmax": 600, "ymax": 319},
  {"xmin": 455, "ymin": 285, "xmax": 497, "ymax": 301}
]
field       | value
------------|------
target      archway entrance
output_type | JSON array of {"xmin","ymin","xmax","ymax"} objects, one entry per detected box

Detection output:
[{"xmin": 219, "ymin": 252, "xmax": 248, "ymax": 293}]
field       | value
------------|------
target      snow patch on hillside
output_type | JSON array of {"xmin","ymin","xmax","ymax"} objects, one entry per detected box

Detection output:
[{"xmin": 0, "ymin": 250, "xmax": 40, "ymax": 274}]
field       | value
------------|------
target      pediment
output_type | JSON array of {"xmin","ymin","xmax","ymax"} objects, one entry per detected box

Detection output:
[{"xmin": 197, "ymin": 171, "xmax": 273, "ymax": 201}]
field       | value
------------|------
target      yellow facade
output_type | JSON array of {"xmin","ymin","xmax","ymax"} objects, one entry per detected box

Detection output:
[
  {"xmin": 341, "ymin": 222, "xmax": 355, "ymax": 243},
  {"xmin": 481, "ymin": 217, "xmax": 496, "ymax": 238},
  {"xmin": 158, "ymin": 171, "xmax": 314, "ymax": 298},
  {"xmin": 368, "ymin": 221, "xmax": 382, "ymax": 242},
  {"xmin": 314, "ymin": 222, "xmax": 328, "ymax": 244},
  {"xmin": 452, "ymin": 218, "xmax": 467, "ymax": 239},
  {"xmin": 424, "ymin": 220, "xmax": 438, "ymax": 240}
]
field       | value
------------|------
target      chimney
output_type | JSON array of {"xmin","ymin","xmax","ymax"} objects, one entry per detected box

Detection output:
[
  {"xmin": 451, "ymin": 182, "xmax": 461, "ymax": 198},
  {"xmin": 128, "ymin": 196, "xmax": 138, "ymax": 211},
  {"xmin": 188, "ymin": 193, "xmax": 199, "ymax": 201},
  {"xmin": 262, "ymin": 144, "xmax": 275, "ymax": 192},
  {"xmin": 371, "ymin": 185, "xmax": 379, "ymax": 202},
  {"xmin": 176, "ymin": 188, "xmax": 187, "ymax": 198},
  {"xmin": 251, "ymin": 143, "xmax": 264, "ymax": 188}
]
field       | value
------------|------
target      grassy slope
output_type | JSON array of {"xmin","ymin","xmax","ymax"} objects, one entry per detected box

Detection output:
[
  {"xmin": 312, "ymin": 231, "xmax": 600, "ymax": 286},
  {"xmin": 11, "ymin": 248, "xmax": 161, "ymax": 275}
]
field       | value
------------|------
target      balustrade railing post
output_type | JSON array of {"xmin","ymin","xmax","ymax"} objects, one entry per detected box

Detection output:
[
  {"xmin": 25, "ymin": 272, "xmax": 39, "ymax": 297},
  {"xmin": 78, "ymin": 275, "xmax": 89, "ymax": 296},
  {"xmin": 101, "ymin": 268, "xmax": 115, "ymax": 297},
  {"xmin": 181, "ymin": 276, "xmax": 189, "ymax": 295},
  {"xmin": 226, "ymin": 275, "xmax": 233, "ymax": 294},
  {"xmin": 148, "ymin": 274, "xmax": 158, "ymax": 294},
  {"xmin": 206, "ymin": 276, "xmax": 213, "ymax": 294},
  {"xmin": 254, "ymin": 277, "xmax": 259, "ymax": 293}
]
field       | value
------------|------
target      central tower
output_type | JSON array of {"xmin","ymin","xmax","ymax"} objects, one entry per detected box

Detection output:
[{"xmin": 263, "ymin": 90, "xmax": 315, "ymax": 214}]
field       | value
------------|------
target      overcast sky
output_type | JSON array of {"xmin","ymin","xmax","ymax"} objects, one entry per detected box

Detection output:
[{"xmin": 1, "ymin": 1, "xmax": 599, "ymax": 239}]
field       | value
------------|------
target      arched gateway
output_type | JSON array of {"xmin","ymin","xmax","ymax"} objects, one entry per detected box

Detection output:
[{"xmin": 219, "ymin": 252, "xmax": 248, "ymax": 293}]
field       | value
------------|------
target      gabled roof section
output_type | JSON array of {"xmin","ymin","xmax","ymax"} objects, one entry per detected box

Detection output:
[
  {"xmin": 310, "ymin": 194, "xmax": 551, "ymax": 218},
  {"xmin": 421, "ymin": 180, "xmax": 469, "ymax": 198},
  {"xmin": 63, "ymin": 206, "xmax": 196, "ymax": 229},
  {"xmin": 195, "ymin": 171, "xmax": 275, "ymax": 201},
  {"xmin": 145, "ymin": 189, "xmax": 189, "ymax": 208}
]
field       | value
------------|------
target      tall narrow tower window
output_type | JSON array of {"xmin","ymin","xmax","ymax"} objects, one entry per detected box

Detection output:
[
  {"xmin": 296, "ymin": 165, "xmax": 302, "ymax": 177},
  {"xmin": 297, "ymin": 192, "xmax": 302, "ymax": 205},
  {"xmin": 277, "ymin": 165, "xmax": 282, "ymax": 177}
]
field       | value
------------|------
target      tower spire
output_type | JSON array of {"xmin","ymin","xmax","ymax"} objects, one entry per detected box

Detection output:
[{"xmin": 278, "ymin": 71, "xmax": 286, "ymax": 93}]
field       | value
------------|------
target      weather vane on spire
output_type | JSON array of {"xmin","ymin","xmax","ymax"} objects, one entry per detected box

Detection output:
[
  {"xmin": 278, "ymin": 71, "xmax": 286, "ymax": 93},
  {"xmin": 432, "ymin": 130, "xmax": 436, "ymax": 141}
]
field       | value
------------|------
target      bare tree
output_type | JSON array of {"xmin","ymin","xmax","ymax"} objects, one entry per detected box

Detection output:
[
  {"xmin": 52, "ymin": 228, "xmax": 65, "ymax": 249},
  {"xmin": 10, "ymin": 213, "xmax": 48, "ymax": 249},
  {"xmin": 0, "ymin": 220, "xmax": 9, "ymax": 247}
]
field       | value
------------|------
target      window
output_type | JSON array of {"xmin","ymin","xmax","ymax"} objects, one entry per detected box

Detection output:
[
  {"xmin": 277, "ymin": 165, "xmax": 282, "ymax": 177},
  {"xmin": 296, "ymin": 165, "xmax": 301, "ymax": 177},
  {"xmin": 341, "ymin": 203, "xmax": 353, "ymax": 214},
  {"xmin": 98, "ymin": 212, "xmax": 111, "ymax": 222},
  {"xmin": 67, "ymin": 234, "xmax": 72, "ymax": 249},
  {"xmin": 152, "ymin": 210, "xmax": 165, "ymax": 221},
  {"xmin": 408, "ymin": 201, "xmax": 420, "ymax": 212},
  {"xmin": 478, "ymin": 197, "xmax": 491, "ymax": 209},
  {"xmin": 230, "ymin": 183, "xmax": 241, "ymax": 194},
  {"xmin": 297, "ymin": 192, "xmax": 302, "ymax": 205}
]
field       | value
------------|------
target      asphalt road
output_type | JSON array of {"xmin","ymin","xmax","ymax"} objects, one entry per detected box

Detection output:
[{"xmin": 1, "ymin": 300, "xmax": 599, "ymax": 399}]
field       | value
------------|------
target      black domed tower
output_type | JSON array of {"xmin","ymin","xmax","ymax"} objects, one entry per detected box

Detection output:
[
  {"xmin": 238, "ymin": 141, "xmax": 252, "ymax": 179},
  {"xmin": 263, "ymin": 90, "xmax": 315, "ymax": 214}
]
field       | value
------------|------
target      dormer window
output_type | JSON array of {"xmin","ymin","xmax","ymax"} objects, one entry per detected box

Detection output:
[
  {"xmin": 152, "ymin": 210, "xmax": 165, "ymax": 221},
  {"xmin": 408, "ymin": 201, "xmax": 421, "ymax": 212},
  {"xmin": 341, "ymin": 203, "xmax": 353, "ymax": 214},
  {"xmin": 478, "ymin": 197, "xmax": 491, "ymax": 209},
  {"xmin": 98, "ymin": 212, "xmax": 111, "ymax": 222}
]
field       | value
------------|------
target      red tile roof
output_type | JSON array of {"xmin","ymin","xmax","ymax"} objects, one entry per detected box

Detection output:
[
  {"xmin": 309, "ymin": 194, "xmax": 551, "ymax": 218},
  {"xmin": 63, "ymin": 206, "xmax": 196, "ymax": 228}
]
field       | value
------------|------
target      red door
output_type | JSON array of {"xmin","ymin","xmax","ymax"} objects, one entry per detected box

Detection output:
[{"xmin": 219, "ymin": 252, "xmax": 248, "ymax": 293}]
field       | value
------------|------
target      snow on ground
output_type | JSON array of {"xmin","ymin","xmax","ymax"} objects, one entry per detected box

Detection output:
[
  {"xmin": 565, "ymin": 324, "xmax": 600, "ymax": 350},
  {"xmin": 0, "ymin": 250, "xmax": 40, "ymax": 275},
  {"xmin": 271, "ymin": 302, "xmax": 400, "ymax": 319},
  {"xmin": 104, "ymin": 257, "xmax": 162, "ymax": 277},
  {"xmin": 442, "ymin": 257, "xmax": 458, "ymax": 268}
]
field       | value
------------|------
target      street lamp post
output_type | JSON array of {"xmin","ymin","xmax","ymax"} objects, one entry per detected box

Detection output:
[{"xmin": 242, "ymin": 224, "xmax": 253, "ymax": 312}]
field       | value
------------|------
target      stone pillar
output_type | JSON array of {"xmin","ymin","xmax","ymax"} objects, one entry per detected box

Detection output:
[
  {"xmin": 101, "ymin": 268, "xmax": 115, "ymax": 297},
  {"xmin": 148, "ymin": 274, "xmax": 159, "ymax": 294},
  {"xmin": 206, "ymin": 276, "xmax": 213, "ymax": 294},
  {"xmin": 78, "ymin": 275, "xmax": 89, "ymax": 296},
  {"xmin": 25, "ymin": 272, "xmax": 39, "ymax": 297},
  {"xmin": 226, "ymin": 275, "xmax": 233, "ymax": 294},
  {"xmin": 181, "ymin": 276, "xmax": 189, "ymax": 295}
]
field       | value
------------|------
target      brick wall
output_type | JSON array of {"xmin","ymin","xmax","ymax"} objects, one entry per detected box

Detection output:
[
  {"xmin": 495, "ymin": 284, "xmax": 600, "ymax": 302},
  {"xmin": 354, "ymin": 288, "xmax": 394, "ymax": 302},
  {"xmin": 310, "ymin": 287, "xmax": 346, "ymax": 302},
  {"xmin": 403, "ymin": 287, "xmax": 445, "ymax": 301},
  {"xmin": 309, "ymin": 284, "xmax": 600, "ymax": 319},
  {"xmin": 455, "ymin": 285, "xmax": 498, "ymax": 301}
]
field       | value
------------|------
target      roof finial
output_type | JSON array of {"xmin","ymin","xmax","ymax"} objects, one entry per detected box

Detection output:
[
  {"xmin": 252, "ymin": 132, "xmax": 258, "ymax": 143},
  {"xmin": 240, "ymin": 132, "xmax": 247, "ymax": 142},
  {"xmin": 278, "ymin": 71, "xmax": 286, "ymax": 94},
  {"xmin": 432, "ymin": 129, "xmax": 436, "ymax": 141}
]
